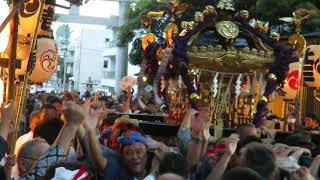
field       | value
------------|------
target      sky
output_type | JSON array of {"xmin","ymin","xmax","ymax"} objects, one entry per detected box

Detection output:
[
  {"xmin": 52, "ymin": 0, "xmax": 140, "ymax": 78},
  {"xmin": 52, "ymin": 0, "xmax": 119, "ymax": 44},
  {"xmin": 55, "ymin": 0, "xmax": 119, "ymax": 17}
]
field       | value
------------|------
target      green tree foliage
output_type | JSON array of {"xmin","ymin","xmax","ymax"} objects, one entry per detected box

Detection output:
[
  {"xmin": 56, "ymin": 24, "xmax": 71, "ymax": 45},
  {"xmin": 117, "ymin": 0, "xmax": 168, "ymax": 47},
  {"xmin": 129, "ymin": 38, "xmax": 144, "ymax": 65},
  {"xmin": 56, "ymin": 24, "xmax": 71, "ymax": 80},
  {"xmin": 255, "ymin": 0, "xmax": 320, "ymax": 33}
]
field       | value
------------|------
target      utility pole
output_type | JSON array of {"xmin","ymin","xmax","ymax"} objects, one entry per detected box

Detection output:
[{"xmin": 62, "ymin": 50, "xmax": 67, "ymax": 90}]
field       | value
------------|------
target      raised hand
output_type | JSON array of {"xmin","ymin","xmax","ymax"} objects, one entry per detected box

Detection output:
[
  {"xmin": 291, "ymin": 167, "xmax": 314, "ymax": 180},
  {"xmin": 191, "ymin": 106, "xmax": 209, "ymax": 136},
  {"xmin": 0, "ymin": 102, "xmax": 17, "ymax": 140},
  {"xmin": 1, "ymin": 102, "xmax": 16, "ymax": 123},
  {"xmin": 4, "ymin": 154, "xmax": 16, "ymax": 168},
  {"xmin": 202, "ymin": 121, "xmax": 211, "ymax": 142},
  {"xmin": 225, "ymin": 133, "xmax": 239, "ymax": 156},
  {"xmin": 309, "ymin": 154, "xmax": 320, "ymax": 178},
  {"xmin": 61, "ymin": 101, "xmax": 84, "ymax": 126}
]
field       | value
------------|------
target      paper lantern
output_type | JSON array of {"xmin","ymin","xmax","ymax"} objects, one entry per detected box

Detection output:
[
  {"xmin": 7, "ymin": 0, "xmax": 43, "ymax": 60},
  {"xmin": 28, "ymin": 38, "xmax": 58, "ymax": 83},
  {"xmin": 303, "ymin": 45, "xmax": 320, "ymax": 87},
  {"xmin": 0, "ymin": 0, "xmax": 10, "ymax": 52},
  {"xmin": 280, "ymin": 61, "xmax": 302, "ymax": 100}
]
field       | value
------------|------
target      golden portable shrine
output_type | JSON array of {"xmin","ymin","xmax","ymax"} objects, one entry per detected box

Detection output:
[{"xmin": 136, "ymin": 0, "xmax": 319, "ymax": 128}]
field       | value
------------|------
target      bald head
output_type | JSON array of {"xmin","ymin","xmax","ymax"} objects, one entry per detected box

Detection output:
[{"xmin": 157, "ymin": 173, "xmax": 185, "ymax": 180}]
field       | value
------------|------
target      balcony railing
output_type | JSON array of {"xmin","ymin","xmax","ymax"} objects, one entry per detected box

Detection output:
[
  {"xmin": 103, "ymin": 71, "xmax": 115, "ymax": 79},
  {"xmin": 105, "ymin": 41, "xmax": 116, "ymax": 48}
]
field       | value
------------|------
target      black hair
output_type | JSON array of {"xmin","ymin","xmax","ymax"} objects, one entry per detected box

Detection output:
[
  {"xmin": 159, "ymin": 152, "xmax": 188, "ymax": 178},
  {"xmin": 236, "ymin": 135, "xmax": 262, "ymax": 154},
  {"xmin": 33, "ymin": 119, "xmax": 64, "ymax": 145},
  {"xmin": 139, "ymin": 110, "xmax": 152, "ymax": 114},
  {"xmin": 236, "ymin": 123, "xmax": 256, "ymax": 139},
  {"xmin": 102, "ymin": 113, "xmax": 119, "ymax": 125},
  {"xmin": 306, "ymin": 113, "xmax": 318, "ymax": 119},
  {"xmin": 306, "ymin": 113, "xmax": 319, "ymax": 123},
  {"xmin": 283, "ymin": 131, "xmax": 315, "ymax": 150},
  {"xmin": 47, "ymin": 96, "xmax": 62, "ymax": 105},
  {"xmin": 222, "ymin": 167, "xmax": 263, "ymax": 180},
  {"xmin": 241, "ymin": 143, "xmax": 276, "ymax": 180},
  {"xmin": 147, "ymin": 101, "xmax": 155, "ymax": 106},
  {"xmin": 40, "ymin": 104, "xmax": 57, "ymax": 112},
  {"xmin": 266, "ymin": 115, "xmax": 278, "ymax": 121}
]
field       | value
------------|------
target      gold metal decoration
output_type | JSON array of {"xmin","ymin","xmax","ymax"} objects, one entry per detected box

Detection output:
[
  {"xmin": 147, "ymin": 11, "xmax": 165, "ymax": 17},
  {"xmin": 314, "ymin": 88, "xmax": 320, "ymax": 102},
  {"xmin": 268, "ymin": 73, "xmax": 277, "ymax": 82},
  {"xmin": 288, "ymin": 33, "xmax": 306, "ymax": 56},
  {"xmin": 156, "ymin": 46, "xmax": 164, "ymax": 61},
  {"xmin": 205, "ymin": 5, "xmax": 216, "ymax": 14},
  {"xmin": 215, "ymin": 21, "xmax": 239, "ymax": 39},
  {"xmin": 259, "ymin": 96, "xmax": 268, "ymax": 103},
  {"xmin": 180, "ymin": 21, "xmax": 191, "ymax": 36},
  {"xmin": 194, "ymin": 12, "xmax": 204, "ymax": 24},
  {"xmin": 141, "ymin": 15, "xmax": 152, "ymax": 29},
  {"xmin": 240, "ymin": 10, "xmax": 249, "ymax": 20},
  {"xmin": 255, "ymin": 20, "xmax": 269, "ymax": 33},
  {"xmin": 188, "ymin": 44, "xmax": 274, "ymax": 72},
  {"xmin": 163, "ymin": 22, "xmax": 179, "ymax": 47},
  {"xmin": 190, "ymin": 93, "xmax": 200, "ymax": 100},
  {"xmin": 188, "ymin": 68, "xmax": 200, "ymax": 77},
  {"xmin": 141, "ymin": 33, "xmax": 156, "ymax": 50},
  {"xmin": 217, "ymin": 0, "xmax": 235, "ymax": 11},
  {"xmin": 270, "ymin": 32, "xmax": 280, "ymax": 42}
]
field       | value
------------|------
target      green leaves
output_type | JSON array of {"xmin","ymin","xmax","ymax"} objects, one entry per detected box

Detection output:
[
  {"xmin": 117, "ymin": 0, "xmax": 167, "ymax": 47},
  {"xmin": 129, "ymin": 38, "xmax": 144, "ymax": 65}
]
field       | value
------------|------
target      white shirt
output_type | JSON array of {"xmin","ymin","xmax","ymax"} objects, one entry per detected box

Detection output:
[
  {"xmin": 11, "ymin": 131, "xmax": 34, "ymax": 179},
  {"xmin": 134, "ymin": 174, "xmax": 155, "ymax": 180}
]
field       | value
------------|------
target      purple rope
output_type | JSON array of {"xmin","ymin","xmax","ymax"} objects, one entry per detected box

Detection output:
[
  {"xmin": 235, "ymin": 16, "xmax": 299, "ymax": 127},
  {"xmin": 173, "ymin": 13, "xmax": 217, "ymax": 109}
]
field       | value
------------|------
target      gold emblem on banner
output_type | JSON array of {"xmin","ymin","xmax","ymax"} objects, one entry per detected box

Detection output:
[{"xmin": 215, "ymin": 21, "xmax": 239, "ymax": 39}]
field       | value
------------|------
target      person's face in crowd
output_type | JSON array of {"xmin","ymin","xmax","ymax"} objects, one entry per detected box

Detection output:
[
  {"xmin": 117, "ymin": 104, "xmax": 125, "ymax": 113},
  {"xmin": 52, "ymin": 102, "xmax": 62, "ymax": 116},
  {"xmin": 239, "ymin": 126, "xmax": 256, "ymax": 139},
  {"xmin": 29, "ymin": 114, "xmax": 42, "ymax": 131},
  {"xmin": 122, "ymin": 142, "xmax": 148, "ymax": 177},
  {"xmin": 130, "ymin": 104, "xmax": 138, "ymax": 112},
  {"xmin": 39, "ymin": 95, "xmax": 46, "ymax": 104},
  {"xmin": 304, "ymin": 117, "xmax": 319, "ymax": 129},
  {"xmin": 147, "ymin": 103, "xmax": 156, "ymax": 113},
  {"xmin": 40, "ymin": 108, "xmax": 58, "ymax": 121},
  {"xmin": 18, "ymin": 142, "xmax": 50, "ymax": 176}
]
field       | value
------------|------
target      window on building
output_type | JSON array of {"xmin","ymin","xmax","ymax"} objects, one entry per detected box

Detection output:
[{"xmin": 103, "ymin": 60, "xmax": 108, "ymax": 68}]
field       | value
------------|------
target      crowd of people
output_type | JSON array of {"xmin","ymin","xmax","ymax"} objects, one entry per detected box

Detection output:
[{"xmin": 0, "ymin": 90, "xmax": 320, "ymax": 180}]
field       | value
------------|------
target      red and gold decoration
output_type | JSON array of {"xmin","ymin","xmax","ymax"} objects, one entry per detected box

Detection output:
[{"xmin": 279, "ymin": 60, "xmax": 302, "ymax": 100}]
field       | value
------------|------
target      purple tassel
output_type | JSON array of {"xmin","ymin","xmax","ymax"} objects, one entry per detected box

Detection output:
[{"xmin": 235, "ymin": 16, "xmax": 299, "ymax": 127}]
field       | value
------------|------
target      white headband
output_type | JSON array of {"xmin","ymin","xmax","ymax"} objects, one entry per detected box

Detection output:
[{"xmin": 51, "ymin": 167, "xmax": 88, "ymax": 180}]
